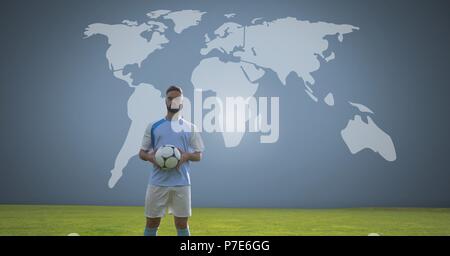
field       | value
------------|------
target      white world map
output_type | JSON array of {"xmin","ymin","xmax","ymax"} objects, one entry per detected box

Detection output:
[{"xmin": 83, "ymin": 9, "xmax": 397, "ymax": 188}]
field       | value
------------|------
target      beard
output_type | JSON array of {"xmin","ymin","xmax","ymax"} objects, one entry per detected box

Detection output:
[{"xmin": 167, "ymin": 104, "xmax": 182, "ymax": 113}]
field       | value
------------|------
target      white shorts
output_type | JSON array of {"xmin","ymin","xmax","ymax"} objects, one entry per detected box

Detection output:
[{"xmin": 144, "ymin": 185, "xmax": 191, "ymax": 218}]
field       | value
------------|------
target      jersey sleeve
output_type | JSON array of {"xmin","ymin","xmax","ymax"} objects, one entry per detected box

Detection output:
[
  {"xmin": 189, "ymin": 126, "xmax": 205, "ymax": 152},
  {"xmin": 141, "ymin": 123, "xmax": 153, "ymax": 151}
]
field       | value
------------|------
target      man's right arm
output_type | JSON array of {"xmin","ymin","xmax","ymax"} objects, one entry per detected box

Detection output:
[
  {"xmin": 139, "ymin": 123, "xmax": 158, "ymax": 167},
  {"xmin": 139, "ymin": 149, "xmax": 156, "ymax": 164}
]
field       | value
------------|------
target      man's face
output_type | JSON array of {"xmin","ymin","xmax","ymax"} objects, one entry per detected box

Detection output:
[{"xmin": 166, "ymin": 90, "xmax": 183, "ymax": 113}]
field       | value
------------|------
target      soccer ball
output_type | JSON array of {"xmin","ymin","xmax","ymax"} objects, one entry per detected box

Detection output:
[{"xmin": 155, "ymin": 145, "xmax": 181, "ymax": 169}]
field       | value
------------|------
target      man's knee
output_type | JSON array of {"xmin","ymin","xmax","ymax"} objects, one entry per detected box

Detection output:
[
  {"xmin": 174, "ymin": 216, "xmax": 188, "ymax": 229},
  {"xmin": 146, "ymin": 217, "xmax": 161, "ymax": 228}
]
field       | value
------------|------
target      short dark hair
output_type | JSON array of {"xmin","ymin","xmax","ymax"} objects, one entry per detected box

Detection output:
[{"xmin": 166, "ymin": 85, "xmax": 183, "ymax": 95}]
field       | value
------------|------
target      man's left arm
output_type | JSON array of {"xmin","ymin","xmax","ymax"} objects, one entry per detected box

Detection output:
[
  {"xmin": 176, "ymin": 128, "xmax": 204, "ymax": 169},
  {"xmin": 183, "ymin": 151, "xmax": 202, "ymax": 161}
]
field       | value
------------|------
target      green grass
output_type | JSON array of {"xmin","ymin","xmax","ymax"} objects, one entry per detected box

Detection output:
[{"xmin": 0, "ymin": 205, "xmax": 449, "ymax": 236}]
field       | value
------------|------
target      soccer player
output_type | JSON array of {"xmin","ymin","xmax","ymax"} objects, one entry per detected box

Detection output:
[{"xmin": 139, "ymin": 85, "xmax": 204, "ymax": 236}]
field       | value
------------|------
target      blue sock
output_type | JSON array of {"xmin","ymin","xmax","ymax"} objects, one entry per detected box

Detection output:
[
  {"xmin": 177, "ymin": 227, "xmax": 190, "ymax": 236},
  {"xmin": 144, "ymin": 227, "xmax": 158, "ymax": 236}
]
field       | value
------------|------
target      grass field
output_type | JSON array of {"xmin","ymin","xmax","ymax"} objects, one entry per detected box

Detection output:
[{"xmin": 0, "ymin": 205, "xmax": 449, "ymax": 236}]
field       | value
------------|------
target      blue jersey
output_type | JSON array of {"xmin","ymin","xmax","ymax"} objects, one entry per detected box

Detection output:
[{"xmin": 141, "ymin": 117, "xmax": 204, "ymax": 186}]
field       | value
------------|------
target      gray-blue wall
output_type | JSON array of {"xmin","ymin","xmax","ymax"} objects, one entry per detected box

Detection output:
[{"xmin": 1, "ymin": 0, "xmax": 449, "ymax": 207}]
